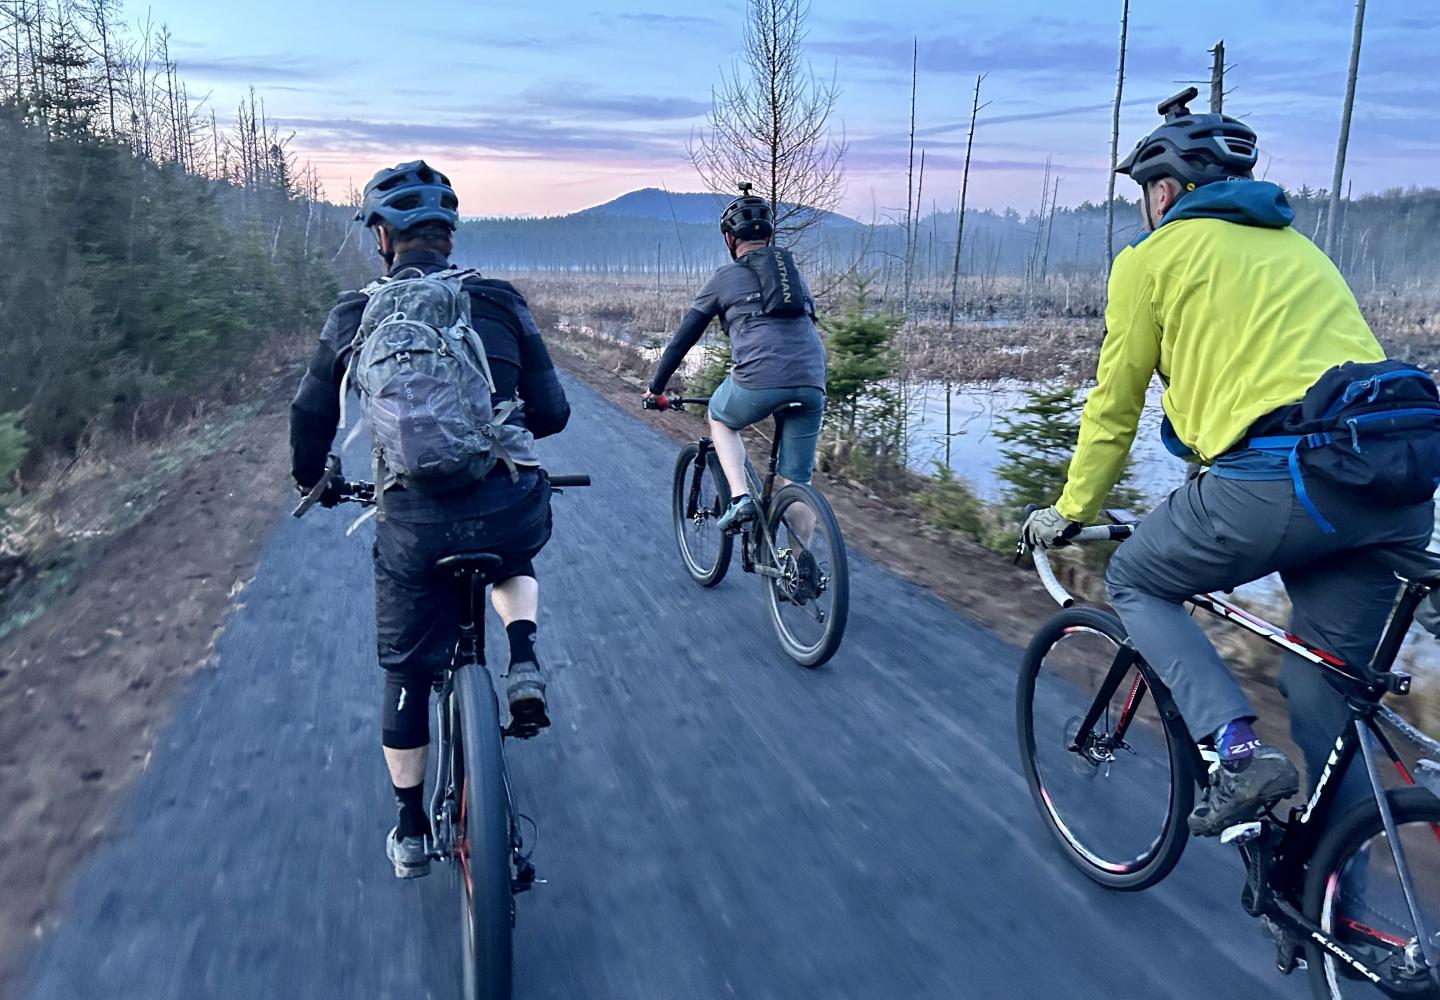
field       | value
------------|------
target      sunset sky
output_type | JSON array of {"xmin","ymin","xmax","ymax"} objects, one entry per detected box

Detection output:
[{"xmin": 136, "ymin": 0, "xmax": 1437, "ymax": 220}]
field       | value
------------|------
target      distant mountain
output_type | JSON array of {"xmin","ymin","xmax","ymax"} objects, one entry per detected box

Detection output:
[{"xmin": 577, "ymin": 187, "xmax": 862, "ymax": 228}]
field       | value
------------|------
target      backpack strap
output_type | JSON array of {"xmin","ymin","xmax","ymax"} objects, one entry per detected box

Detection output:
[{"xmin": 1248, "ymin": 434, "xmax": 1337, "ymax": 534}]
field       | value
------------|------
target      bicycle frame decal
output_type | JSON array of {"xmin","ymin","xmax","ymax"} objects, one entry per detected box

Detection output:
[
  {"xmin": 1191, "ymin": 592, "xmax": 1346, "ymax": 668},
  {"xmin": 1300, "ymin": 733, "xmax": 1351, "ymax": 825},
  {"xmin": 1310, "ymin": 928, "xmax": 1384, "ymax": 985}
]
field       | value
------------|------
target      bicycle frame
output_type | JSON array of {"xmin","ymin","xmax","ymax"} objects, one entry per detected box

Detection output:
[
  {"xmin": 683, "ymin": 426, "xmax": 791, "ymax": 580},
  {"xmin": 428, "ymin": 572, "xmax": 536, "ymax": 894},
  {"xmin": 1068, "ymin": 576, "xmax": 1440, "ymax": 986}
]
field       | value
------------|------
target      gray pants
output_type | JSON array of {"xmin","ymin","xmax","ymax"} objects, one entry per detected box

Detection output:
[{"xmin": 1106, "ymin": 472, "xmax": 1433, "ymax": 809}]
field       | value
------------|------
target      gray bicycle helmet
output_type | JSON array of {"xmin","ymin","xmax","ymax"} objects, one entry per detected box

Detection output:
[
  {"xmin": 720, "ymin": 182, "xmax": 774, "ymax": 241},
  {"xmin": 1117, "ymin": 88, "xmax": 1258, "ymax": 190},
  {"xmin": 356, "ymin": 160, "xmax": 460, "ymax": 231}
]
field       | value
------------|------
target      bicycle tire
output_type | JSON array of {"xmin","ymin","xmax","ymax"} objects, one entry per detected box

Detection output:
[
  {"xmin": 1302, "ymin": 786, "xmax": 1440, "ymax": 999},
  {"xmin": 671, "ymin": 442, "xmax": 732, "ymax": 587},
  {"xmin": 1016, "ymin": 607, "xmax": 1195, "ymax": 890},
  {"xmin": 763, "ymin": 483, "xmax": 849, "ymax": 667},
  {"xmin": 453, "ymin": 667, "xmax": 514, "ymax": 1000}
]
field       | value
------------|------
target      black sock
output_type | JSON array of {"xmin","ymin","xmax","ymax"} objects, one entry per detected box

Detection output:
[
  {"xmin": 394, "ymin": 782, "xmax": 430, "ymax": 839},
  {"xmin": 506, "ymin": 619, "xmax": 538, "ymax": 667}
]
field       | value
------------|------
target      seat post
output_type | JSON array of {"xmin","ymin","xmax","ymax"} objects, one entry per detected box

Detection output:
[{"xmin": 1367, "ymin": 581, "xmax": 1430, "ymax": 676}]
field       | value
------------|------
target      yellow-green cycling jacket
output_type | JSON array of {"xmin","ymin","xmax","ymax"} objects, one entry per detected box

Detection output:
[{"xmin": 1056, "ymin": 180, "xmax": 1385, "ymax": 524}]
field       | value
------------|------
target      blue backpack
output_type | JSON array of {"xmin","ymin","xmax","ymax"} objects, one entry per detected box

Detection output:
[{"xmin": 1249, "ymin": 360, "xmax": 1440, "ymax": 532}]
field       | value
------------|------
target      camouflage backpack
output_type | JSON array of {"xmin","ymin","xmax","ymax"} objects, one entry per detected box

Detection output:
[{"xmin": 343, "ymin": 267, "xmax": 520, "ymax": 495}]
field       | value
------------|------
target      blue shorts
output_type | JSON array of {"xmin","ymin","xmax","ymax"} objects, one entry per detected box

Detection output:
[{"xmin": 708, "ymin": 378, "xmax": 825, "ymax": 483}]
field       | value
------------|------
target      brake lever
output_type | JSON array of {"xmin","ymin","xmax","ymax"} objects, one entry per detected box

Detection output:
[{"xmin": 292, "ymin": 455, "xmax": 343, "ymax": 519}]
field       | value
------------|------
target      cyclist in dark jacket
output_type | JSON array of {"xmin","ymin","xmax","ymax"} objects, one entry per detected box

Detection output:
[
  {"xmin": 645, "ymin": 188, "xmax": 827, "ymax": 534},
  {"xmin": 290, "ymin": 161, "xmax": 569, "ymax": 879}
]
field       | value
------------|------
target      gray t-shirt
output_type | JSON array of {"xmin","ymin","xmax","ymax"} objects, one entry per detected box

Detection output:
[{"xmin": 691, "ymin": 254, "xmax": 827, "ymax": 391}]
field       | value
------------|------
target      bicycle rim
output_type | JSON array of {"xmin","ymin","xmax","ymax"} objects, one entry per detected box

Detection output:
[
  {"xmin": 1306, "ymin": 788, "xmax": 1440, "ymax": 999},
  {"xmin": 1017, "ymin": 608, "xmax": 1192, "ymax": 890},
  {"xmin": 454, "ymin": 669, "xmax": 514, "ymax": 1000},
  {"xmin": 671, "ymin": 443, "xmax": 732, "ymax": 586},
  {"xmin": 763, "ymin": 484, "xmax": 849, "ymax": 667}
]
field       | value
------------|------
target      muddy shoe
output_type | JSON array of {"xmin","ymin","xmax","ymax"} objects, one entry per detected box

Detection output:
[
  {"xmin": 717, "ymin": 495, "xmax": 758, "ymax": 534},
  {"xmin": 506, "ymin": 662, "xmax": 550, "ymax": 738},
  {"xmin": 1189, "ymin": 745, "xmax": 1300, "ymax": 837},
  {"xmin": 386, "ymin": 827, "xmax": 431, "ymax": 880}
]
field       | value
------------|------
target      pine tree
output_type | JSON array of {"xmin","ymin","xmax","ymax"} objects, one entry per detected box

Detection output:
[
  {"xmin": 822, "ymin": 278, "xmax": 904, "ymax": 476},
  {"xmin": 995, "ymin": 383, "xmax": 1141, "ymax": 512},
  {"xmin": 0, "ymin": 414, "xmax": 28, "ymax": 516}
]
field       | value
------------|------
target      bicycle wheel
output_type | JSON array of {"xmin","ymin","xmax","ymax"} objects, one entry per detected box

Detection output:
[
  {"xmin": 762, "ymin": 483, "xmax": 849, "ymax": 667},
  {"xmin": 452, "ymin": 667, "xmax": 513, "ymax": 1000},
  {"xmin": 671, "ymin": 442, "xmax": 733, "ymax": 587},
  {"xmin": 1303, "ymin": 787, "xmax": 1440, "ymax": 999},
  {"xmin": 1016, "ymin": 607, "xmax": 1196, "ymax": 890}
]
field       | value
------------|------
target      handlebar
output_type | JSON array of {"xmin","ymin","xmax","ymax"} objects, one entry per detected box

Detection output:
[
  {"xmin": 643, "ymin": 394, "xmax": 711, "ymax": 413},
  {"xmin": 293, "ymin": 458, "xmax": 590, "ymax": 519},
  {"xmin": 1020, "ymin": 523, "xmax": 1134, "ymax": 608}
]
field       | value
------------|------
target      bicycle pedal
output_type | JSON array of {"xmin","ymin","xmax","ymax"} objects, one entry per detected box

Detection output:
[{"xmin": 1221, "ymin": 821, "xmax": 1264, "ymax": 846}]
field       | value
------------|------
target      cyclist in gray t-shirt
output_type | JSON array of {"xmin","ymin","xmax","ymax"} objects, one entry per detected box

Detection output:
[{"xmin": 646, "ymin": 188, "xmax": 827, "ymax": 533}]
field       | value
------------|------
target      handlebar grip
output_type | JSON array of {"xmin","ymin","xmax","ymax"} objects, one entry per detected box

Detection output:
[
  {"xmin": 1033, "ymin": 548, "xmax": 1076, "ymax": 608},
  {"xmin": 1073, "ymin": 524, "xmax": 1134, "ymax": 543},
  {"xmin": 548, "ymin": 474, "xmax": 591, "ymax": 487}
]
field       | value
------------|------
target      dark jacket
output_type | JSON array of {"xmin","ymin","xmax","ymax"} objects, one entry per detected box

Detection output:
[{"xmin": 289, "ymin": 249, "xmax": 570, "ymax": 520}]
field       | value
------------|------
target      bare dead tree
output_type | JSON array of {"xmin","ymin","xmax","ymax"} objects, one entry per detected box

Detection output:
[
  {"xmin": 1028, "ymin": 156, "xmax": 1052, "ymax": 284},
  {"xmin": 1325, "ymin": 0, "xmax": 1366, "ymax": 259},
  {"xmin": 902, "ymin": 37, "xmax": 917, "ymax": 313},
  {"xmin": 910, "ymin": 148, "xmax": 926, "ymax": 312},
  {"xmin": 1106, "ymin": 0, "xmax": 1130, "ymax": 278},
  {"xmin": 1208, "ymin": 39, "xmax": 1225, "ymax": 114},
  {"xmin": 947, "ymin": 73, "xmax": 987, "ymax": 329},
  {"xmin": 688, "ymin": 0, "xmax": 847, "ymax": 243},
  {"xmin": 1041, "ymin": 176, "xmax": 1061, "ymax": 282}
]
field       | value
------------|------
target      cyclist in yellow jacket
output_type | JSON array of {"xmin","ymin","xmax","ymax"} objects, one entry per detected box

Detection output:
[{"xmin": 1023, "ymin": 90, "xmax": 1434, "ymax": 837}]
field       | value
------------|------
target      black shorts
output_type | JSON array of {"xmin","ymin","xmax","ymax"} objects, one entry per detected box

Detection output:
[{"xmin": 373, "ymin": 486, "xmax": 552, "ymax": 676}]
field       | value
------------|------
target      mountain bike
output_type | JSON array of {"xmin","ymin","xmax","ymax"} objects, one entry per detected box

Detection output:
[
  {"xmin": 1014, "ymin": 512, "xmax": 1440, "ymax": 999},
  {"xmin": 295, "ymin": 465, "xmax": 590, "ymax": 1000},
  {"xmin": 644, "ymin": 394, "xmax": 849, "ymax": 667}
]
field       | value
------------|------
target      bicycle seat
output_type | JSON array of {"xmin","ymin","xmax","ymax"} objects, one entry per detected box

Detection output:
[
  {"xmin": 769, "ymin": 401, "xmax": 807, "ymax": 419},
  {"xmin": 434, "ymin": 551, "xmax": 507, "ymax": 582},
  {"xmin": 1377, "ymin": 547, "xmax": 1440, "ymax": 587}
]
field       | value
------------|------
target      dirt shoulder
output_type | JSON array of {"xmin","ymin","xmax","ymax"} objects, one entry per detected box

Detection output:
[{"xmin": 0, "ymin": 374, "xmax": 295, "ymax": 992}]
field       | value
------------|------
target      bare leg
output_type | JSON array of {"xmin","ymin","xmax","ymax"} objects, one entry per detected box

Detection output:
[
  {"xmin": 707, "ymin": 415, "xmax": 750, "ymax": 500},
  {"xmin": 491, "ymin": 574, "xmax": 539, "ymax": 624},
  {"xmin": 775, "ymin": 475, "xmax": 817, "ymax": 546},
  {"xmin": 384, "ymin": 746, "xmax": 426, "ymax": 788}
]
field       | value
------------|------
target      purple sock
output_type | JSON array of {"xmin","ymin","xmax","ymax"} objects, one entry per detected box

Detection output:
[{"xmin": 1215, "ymin": 719, "xmax": 1261, "ymax": 762}]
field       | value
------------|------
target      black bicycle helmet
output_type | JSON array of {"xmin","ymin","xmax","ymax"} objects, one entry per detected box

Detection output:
[
  {"xmin": 356, "ymin": 160, "xmax": 460, "ymax": 231},
  {"xmin": 1117, "ymin": 88, "xmax": 1258, "ymax": 190},
  {"xmin": 720, "ymin": 182, "xmax": 774, "ymax": 241}
]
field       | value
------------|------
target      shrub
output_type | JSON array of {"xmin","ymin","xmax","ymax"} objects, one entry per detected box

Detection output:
[{"xmin": 920, "ymin": 462, "xmax": 984, "ymax": 536}]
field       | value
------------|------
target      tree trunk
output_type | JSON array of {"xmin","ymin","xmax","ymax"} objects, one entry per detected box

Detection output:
[
  {"xmin": 902, "ymin": 37, "xmax": 917, "ymax": 317},
  {"xmin": 1208, "ymin": 40, "xmax": 1225, "ymax": 114},
  {"xmin": 1325, "ymin": 0, "xmax": 1366, "ymax": 260},
  {"xmin": 947, "ymin": 73, "xmax": 985, "ymax": 329},
  {"xmin": 1105, "ymin": 0, "xmax": 1130, "ymax": 279}
]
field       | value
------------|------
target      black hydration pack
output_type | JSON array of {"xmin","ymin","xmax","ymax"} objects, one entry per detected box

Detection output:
[
  {"xmin": 1248, "ymin": 360, "xmax": 1440, "ymax": 532},
  {"xmin": 740, "ymin": 247, "xmax": 813, "ymax": 319}
]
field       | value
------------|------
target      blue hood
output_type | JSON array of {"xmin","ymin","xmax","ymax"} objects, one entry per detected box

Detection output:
[{"xmin": 1162, "ymin": 179, "xmax": 1295, "ymax": 230}]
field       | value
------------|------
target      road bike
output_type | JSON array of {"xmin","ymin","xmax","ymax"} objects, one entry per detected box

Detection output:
[
  {"xmin": 295, "ymin": 465, "xmax": 590, "ymax": 1000},
  {"xmin": 645, "ymin": 394, "xmax": 849, "ymax": 667},
  {"xmin": 1014, "ymin": 513, "xmax": 1440, "ymax": 998}
]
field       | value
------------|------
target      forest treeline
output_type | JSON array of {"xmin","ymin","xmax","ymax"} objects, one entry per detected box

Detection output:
[
  {"xmin": 0, "ymin": 1, "xmax": 372, "ymax": 502},
  {"xmin": 454, "ymin": 185, "xmax": 1440, "ymax": 304}
]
